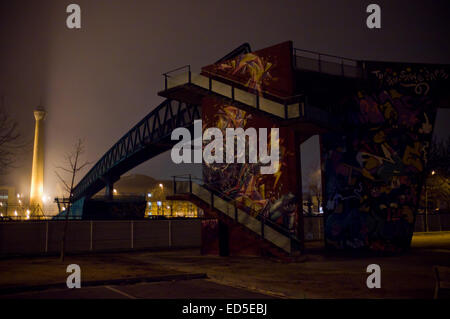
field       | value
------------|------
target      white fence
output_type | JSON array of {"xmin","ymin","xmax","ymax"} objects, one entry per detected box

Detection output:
[{"xmin": 0, "ymin": 219, "xmax": 201, "ymax": 256}]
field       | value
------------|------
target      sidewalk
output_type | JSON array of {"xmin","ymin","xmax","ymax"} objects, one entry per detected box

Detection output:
[
  {"xmin": 0, "ymin": 252, "xmax": 188, "ymax": 291},
  {"xmin": 1, "ymin": 232, "xmax": 449, "ymax": 298},
  {"xmin": 125, "ymin": 232, "xmax": 450, "ymax": 298}
]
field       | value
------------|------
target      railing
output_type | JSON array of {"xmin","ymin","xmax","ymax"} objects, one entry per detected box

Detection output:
[
  {"xmin": 163, "ymin": 65, "xmax": 191, "ymax": 91},
  {"xmin": 162, "ymin": 65, "xmax": 307, "ymax": 121},
  {"xmin": 293, "ymin": 48, "xmax": 365, "ymax": 78},
  {"xmin": 72, "ymin": 99, "xmax": 201, "ymax": 201},
  {"xmin": 171, "ymin": 174, "xmax": 300, "ymax": 253}
]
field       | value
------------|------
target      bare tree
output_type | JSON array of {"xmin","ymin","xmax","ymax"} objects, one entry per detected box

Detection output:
[
  {"xmin": 0, "ymin": 100, "xmax": 24, "ymax": 176},
  {"xmin": 55, "ymin": 138, "xmax": 90, "ymax": 262}
]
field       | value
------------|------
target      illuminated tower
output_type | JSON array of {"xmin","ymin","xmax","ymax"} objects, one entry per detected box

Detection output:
[{"xmin": 30, "ymin": 107, "xmax": 46, "ymax": 208}]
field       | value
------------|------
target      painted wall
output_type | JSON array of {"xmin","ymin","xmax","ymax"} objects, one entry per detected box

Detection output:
[
  {"xmin": 322, "ymin": 63, "xmax": 449, "ymax": 252},
  {"xmin": 202, "ymin": 41, "xmax": 295, "ymax": 98},
  {"xmin": 200, "ymin": 41, "xmax": 301, "ymax": 237},
  {"xmin": 199, "ymin": 41, "xmax": 449, "ymax": 253},
  {"xmin": 201, "ymin": 96, "xmax": 300, "ymax": 235}
]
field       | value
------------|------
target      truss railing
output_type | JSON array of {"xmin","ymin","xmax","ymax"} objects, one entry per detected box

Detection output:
[{"xmin": 72, "ymin": 99, "xmax": 201, "ymax": 201}]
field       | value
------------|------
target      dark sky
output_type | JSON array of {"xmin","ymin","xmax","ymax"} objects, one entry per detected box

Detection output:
[{"xmin": 0, "ymin": 0, "xmax": 449, "ymax": 197}]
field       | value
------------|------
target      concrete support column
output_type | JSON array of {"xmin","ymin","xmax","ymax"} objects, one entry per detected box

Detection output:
[
  {"xmin": 318, "ymin": 134, "xmax": 328, "ymax": 247},
  {"xmin": 105, "ymin": 181, "xmax": 114, "ymax": 201},
  {"xmin": 294, "ymin": 133, "xmax": 304, "ymax": 251}
]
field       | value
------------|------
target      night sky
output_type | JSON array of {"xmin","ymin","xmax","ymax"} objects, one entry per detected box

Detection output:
[{"xmin": 0, "ymin": 0, "xmax": 449, "ymax": 198}]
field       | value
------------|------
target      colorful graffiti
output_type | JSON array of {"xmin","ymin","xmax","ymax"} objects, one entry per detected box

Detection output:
[
  {"xmin": 201, "ymin": 41, "xmax": 295, "ymax": 98},
  {"xmin": 201, "ymin": 96, "xmax": 299, "ymax": 234},
  {"xmin": 323, "ymin": 64, "xmax": 448, "ymax": 252},
  {"xmin": 217, "ymin": 53, "xmax": 275, "ymax": 95}
]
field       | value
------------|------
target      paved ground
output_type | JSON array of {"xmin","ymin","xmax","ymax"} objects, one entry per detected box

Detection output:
[
  {"xmin": 0, "ymin": 232, "xmax": 449, "ymax": 299},
  {"xmin": 1, "ymin": 279, "xmax": 273, "ymax": 299},
  {"xmin": 122, "ymin": 232, "xmax": 450, "ymax": 299}
]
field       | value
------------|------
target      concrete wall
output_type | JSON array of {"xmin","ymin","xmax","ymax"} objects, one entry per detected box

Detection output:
[{"xmin": 0, "ymin": 219, "xmax": 201, "ymax": 257}]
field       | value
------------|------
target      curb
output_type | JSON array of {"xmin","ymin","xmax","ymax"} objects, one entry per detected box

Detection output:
[{"xmin": 0, "ymin": 273, "xmax": 207, "ymax": 296}]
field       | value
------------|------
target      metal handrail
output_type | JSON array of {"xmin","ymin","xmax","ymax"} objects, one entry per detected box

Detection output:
[
  {"xmin": 162, "ymin": 64, "xmax": 191, "ymax": 76},
  {"xmin": 293, "ymin": 47, "xmax": 364, "ymax": 78},
  {"xmin": 163, "ymin": 65, "xmax": 191, "ymax": 91},
  {"xmin": 171, "ymin": 174, "xmax": 300, "ymax": 245},
  {"xmin": 162, "ymin": 65, "xmax": 307, "ymax": 120},
  {"xmin": 293, "ymin": 48, "xmax": 359, "ymax": 64}
]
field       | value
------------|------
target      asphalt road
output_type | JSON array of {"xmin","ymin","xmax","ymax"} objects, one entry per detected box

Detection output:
[{"xmin": 0, "ymin": 279, "xmax": 274, "ymax": 299}]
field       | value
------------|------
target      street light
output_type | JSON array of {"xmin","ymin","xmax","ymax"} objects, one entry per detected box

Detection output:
[{"xmin": 425, "ymin": 170, "xmax": 437, "ymax": 232}]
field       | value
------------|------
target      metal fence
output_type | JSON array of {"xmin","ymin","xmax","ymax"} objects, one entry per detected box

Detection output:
[
  {"xmin": 0, "ymin": 219, "xmax": 201, "ymax": 257},
  {"xmin": 302, "ymin": 213, "xmax": 450, "ymax": 242},
  {"xmin": 414, "ymin": 213, "xmax": 450, "ymax": 232}
]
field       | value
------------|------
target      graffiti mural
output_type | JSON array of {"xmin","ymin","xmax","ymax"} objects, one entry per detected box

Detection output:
[
  {"xmin": 323, "ymin": 63, "xmax": 449, "ymax": 252},
  {"xmin": 201, "ymin": 96, "xmax": 300, "ymax": 235},
  {"xmin": 202, "ymin": 41, "xmax": 295, "ymax": 98}
]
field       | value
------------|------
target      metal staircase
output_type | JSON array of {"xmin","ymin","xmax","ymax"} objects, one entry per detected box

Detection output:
[
  {"xmin": 171, "ymin": 175, "xmax": 300, "ymax": 255},
  {"xmin": 160, "ymin": 65, "xmax": 334, "ymax": 126}
]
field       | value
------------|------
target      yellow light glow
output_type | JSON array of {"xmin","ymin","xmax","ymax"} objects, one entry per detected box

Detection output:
[
  {"xmin": 14, "ymin": 211, "xmax": 18, "ymax": 216},
  {"xmin": 432, "ymin": 170, "xmax": 436, "ymax": 175},
  {"xmin": 159, "ymin": 184, "xmax": 163, "ymax": 188}
]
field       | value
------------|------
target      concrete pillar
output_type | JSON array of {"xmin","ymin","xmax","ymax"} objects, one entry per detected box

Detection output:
[
  {"xmin": 30, "ymin": 108, "xmax": 46, "ymax": 209},
  {"xmin": 105, "ymin": 181, "xmax": 113, "ymax": 201},
  {"xmin": 294, "ymin": 133, "xmax": 304, "ymax": 251}
]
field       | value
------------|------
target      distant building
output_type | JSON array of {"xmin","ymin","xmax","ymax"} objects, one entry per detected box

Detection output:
[
  {"xmin": 0, "ymin": 185, "xmax": 22, "ymax": 218},
  {"xmin": 80, "ymin": 174, "xmax": 202, "ymax": 219}
]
